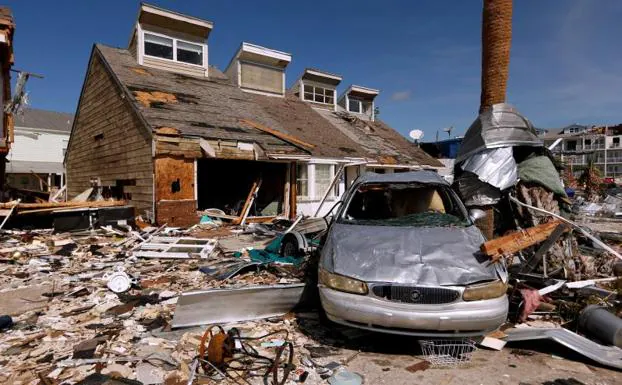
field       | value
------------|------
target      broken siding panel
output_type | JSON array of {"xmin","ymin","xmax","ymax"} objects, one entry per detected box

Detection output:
[
  {"xmin": 240, "ymin": 62, "xmax": 283, "ymax": 94},
  {"xmin": 66, "ymin": 52, "xmax": 154, "ymax": 214},
  {"xmin": 143, "ymin": 56, "xmax": 205, "ymax": 78},
  {"xmin": 155, "ymin": 135, "xmax": 202, "ymax": 158}
]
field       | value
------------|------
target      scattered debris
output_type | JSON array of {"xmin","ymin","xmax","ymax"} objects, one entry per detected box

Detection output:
[{"xmin": 504, "ymin": 327, "xmax": 622, "ymax": 370}]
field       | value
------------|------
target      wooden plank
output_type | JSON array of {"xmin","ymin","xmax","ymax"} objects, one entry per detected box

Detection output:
[
  {"xmin": 481, "ymin": 220, "xmax": 570, "ymax": 262},
  {"xmin": 520, "ymin": 223, "xmax": 569, "ymax": 273},
  {"xmin": 199, "ymin": 138, "xmax": 216, "ymax": 157},
  {"xmin": 0, "ymin": 200, "xmax": 127, "ymax": 210},
  {"xmin": 231, "ymin": 180, "xmax": 259, "ymax": 225},
  {"xmin": 239, "ymin": 118, "xmax": 315, "ymax": 150},
  {"xmin": 289, "ymin": 161, "xmax": 297, "ymax": 219}
]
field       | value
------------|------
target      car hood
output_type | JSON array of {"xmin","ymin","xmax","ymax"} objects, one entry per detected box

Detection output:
[{"xmin": 321, "ymin": 223, "xmax": 497, "ymax": 286}]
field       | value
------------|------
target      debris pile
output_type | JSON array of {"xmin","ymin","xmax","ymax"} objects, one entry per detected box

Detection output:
[
  {"xmin": 0, "ymin": 222, "xmax": 316, "ymax": 384},
  {"xmin": 452, "ymin": 103, "xmax": 622, "ymax": 370}
]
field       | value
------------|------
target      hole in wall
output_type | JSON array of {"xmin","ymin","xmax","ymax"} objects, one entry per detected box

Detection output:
[{"xmin": 171, "ymin": 179, "xmax": 181, "ymax": 193}]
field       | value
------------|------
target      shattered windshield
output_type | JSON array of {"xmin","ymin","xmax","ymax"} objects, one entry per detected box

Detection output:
[{"xmin": 339, "ymin": 182, "xmax": 470, "ymax": 227}]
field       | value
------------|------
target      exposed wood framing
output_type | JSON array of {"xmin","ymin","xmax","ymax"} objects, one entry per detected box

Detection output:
[{"xmin": 155, "ymin": 135, "xmax": 202, "ymax": 158}]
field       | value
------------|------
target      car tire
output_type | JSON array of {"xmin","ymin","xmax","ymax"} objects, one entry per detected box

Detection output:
[{"xmin": 280, "ymin": 232, "xmax": 303, "ymax": 258}]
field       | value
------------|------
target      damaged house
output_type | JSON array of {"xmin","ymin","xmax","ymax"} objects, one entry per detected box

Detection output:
[
  {"xmin": 65, "ymin": 3, "xmax": 440, "ymax": 226},
  {"xmin": 0, "ymin": 7, "xmax": 14, "ymax": 193}
]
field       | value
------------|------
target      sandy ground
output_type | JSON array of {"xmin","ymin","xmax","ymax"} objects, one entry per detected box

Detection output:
[{"xmin": 292, "ymin": 330, "xmax": 622, "ymax": 385}]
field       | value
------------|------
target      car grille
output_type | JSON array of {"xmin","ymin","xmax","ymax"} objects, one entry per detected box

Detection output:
[{"xmin": 371, "ymin": 285, "xmax": 460, "ymax": 304}]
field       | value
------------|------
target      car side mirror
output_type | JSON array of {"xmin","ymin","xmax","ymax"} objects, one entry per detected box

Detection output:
[{"xmin": 469, "ymin": 209, "xmax": 487, "ymax": 222}]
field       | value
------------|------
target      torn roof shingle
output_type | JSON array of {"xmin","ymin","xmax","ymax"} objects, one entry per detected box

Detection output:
[{"xmin": 96, "ymin": 44, "xmax": 441, "ymax": 167}]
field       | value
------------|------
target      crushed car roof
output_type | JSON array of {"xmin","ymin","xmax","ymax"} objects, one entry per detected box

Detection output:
[{"xmin": 356, "ymin": 170, "xmax": 449, "ymax": 185}]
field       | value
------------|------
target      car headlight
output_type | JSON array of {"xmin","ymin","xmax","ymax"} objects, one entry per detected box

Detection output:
[
  {"xmin": 319, "ymin": 268, "xmax": 368, "ymax": 295},
  {"xmin": 462, "ymin": 280, "xmax": 507, "ymax": 301}
]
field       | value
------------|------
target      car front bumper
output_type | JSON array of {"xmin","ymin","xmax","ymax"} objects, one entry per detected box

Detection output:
[{"xmin": 319, "ymin": 286, "xmax": 508, "ymax": 337}]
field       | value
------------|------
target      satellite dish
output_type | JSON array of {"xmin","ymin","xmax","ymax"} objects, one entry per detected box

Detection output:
[{"xmin": 409, "ymin": 129, "xmax": 424, "ymax": 141}]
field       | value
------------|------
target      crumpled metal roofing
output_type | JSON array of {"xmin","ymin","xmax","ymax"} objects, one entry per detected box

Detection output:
[
  {"xmin": 456, "ymin": 103, "xmax": 543, "ymax": 163},
  {"xmin": 460, "ymin": 147, "xmax": 517, "ymax": 191}
]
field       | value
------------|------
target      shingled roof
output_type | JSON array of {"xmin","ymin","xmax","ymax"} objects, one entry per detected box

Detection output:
[
  {"xmin": 96, "ymin": 44, "xmax": 441, "ymax": 167},
  {"xmin": 15, "ymin": 108, "xmax": 74, "ymax": 133}
]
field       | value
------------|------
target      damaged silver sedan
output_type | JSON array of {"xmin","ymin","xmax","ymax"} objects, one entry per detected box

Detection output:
[{"xmin": 319, "ymin": 171, "xmax": 508, "ymax": 337}]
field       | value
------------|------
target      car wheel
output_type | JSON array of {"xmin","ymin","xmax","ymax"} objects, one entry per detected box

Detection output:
[{"xmin": 280, "ymin": 232, "xmax": 302, "ymax": 258}]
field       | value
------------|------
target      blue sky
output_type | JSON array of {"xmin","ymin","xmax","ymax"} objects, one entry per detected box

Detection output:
[{"xmin": 6, "ymin": 0, "xmax": 622, "ymax": 141}]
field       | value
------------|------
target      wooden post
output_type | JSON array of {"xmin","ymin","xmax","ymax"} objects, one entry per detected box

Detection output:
[{"xmin": 290, "ymin": 162, "xmax": 297, "ymax": 219}]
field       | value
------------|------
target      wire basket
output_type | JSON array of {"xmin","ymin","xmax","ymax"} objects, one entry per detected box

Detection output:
[{"xmin": 418, "ymin": 339, "xmax": 477, "ymax": 367}]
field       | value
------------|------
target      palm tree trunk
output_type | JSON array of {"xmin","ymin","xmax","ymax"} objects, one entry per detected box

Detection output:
[
  {"xmin": 480, "ymin": 0, "xmax": 513, "ymax": 113},
  {"xmin": 475, "ymin": 0, "xmax": 513, "ymax": 239}
]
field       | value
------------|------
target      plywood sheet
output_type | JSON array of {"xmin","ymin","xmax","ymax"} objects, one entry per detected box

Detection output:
[{"xmin": 154, "ymin": 156, "xmax": 195, "ymax": 201}]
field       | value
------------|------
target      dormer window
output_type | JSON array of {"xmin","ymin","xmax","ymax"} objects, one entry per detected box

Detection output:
[
  {"xmin": 131, "ymin": 3, "xmax": 212, "ymax": 77},
  {"xmin": 348, "ymin": 98, "xmax": 362, "ymax": 113},
  {"xmin": 144, "ymin": 33, "xmax": 173, "ymax": 60},
  {"xmin": 292, "ymin": 68, "xmax": 342, "ymax": 110},
  {"xmin": 303, "ymin": 85, "xmax": 335, "ymax": 105},
  {"xmin": 143, "ymin": 32, "xmax": 203, "ymax": 66},
  {"xmin": 177, "ymin": 41, "xmax": 203, "ymax": 65},
  {"xmin": 338, "ymin": 85, "xmax": 379, "ymax": 121},
  {"xmin": 225, "ymin": 42, "xmax": 291, "ymax": 96}
]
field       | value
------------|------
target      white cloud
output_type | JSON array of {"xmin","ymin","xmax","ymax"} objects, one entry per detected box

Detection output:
[{"xmin": 391, "ymin": 90, "xmax": 412, "ymax": 101}]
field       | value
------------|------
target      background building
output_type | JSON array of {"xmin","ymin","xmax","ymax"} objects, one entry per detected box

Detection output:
[
  {"xmin": 542, "ymin": 124, "xmax": 622, "ymax": 182},
  {"xmin": 6, "ymin": 108, "xmax": 73, "ymax": 192}
]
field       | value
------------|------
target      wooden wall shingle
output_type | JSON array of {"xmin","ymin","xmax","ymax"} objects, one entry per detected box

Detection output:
[{"xmin": 65, "ymin": 51, "xmax": 154, "ymax": 215}]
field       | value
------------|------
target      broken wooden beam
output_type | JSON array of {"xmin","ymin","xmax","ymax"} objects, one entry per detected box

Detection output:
[
  {"xmin": 520, "ymin": 223, "xmax": 569, "ymax": 273},
  {"xmin": 481, "ymin": 220, "xmax": 569, "ymax": 262},
  {"xmin": 239, "ymin": 119, "xmax": 316, "ymax": 150},
  {"xmin": 232, "ymin": 180, "xmax": 261, "ymax": 226},
  {"xmin": 0, "ymin": 200, "xmax": 127, "ymax": 210}
]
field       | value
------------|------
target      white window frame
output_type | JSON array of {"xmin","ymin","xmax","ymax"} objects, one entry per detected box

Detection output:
[
  {"xmin": 302, "ymin": 84, "xmax": 335, "ymax": 105},
  {"xmin": 348, "ymin": 98, "xmax": 363, "ymax": 113},
  {"xmin": 296, "ymin": 163, "xmax": 337, "ymax": 201},
  {"xmin": 142, "ymin": 30, "xmax": 205, "ymax": 68}
]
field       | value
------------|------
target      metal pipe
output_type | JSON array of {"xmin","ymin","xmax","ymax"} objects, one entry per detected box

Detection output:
[{"xmin": 579, "ymin": 305, "xmax": 622, "ymax": 348}]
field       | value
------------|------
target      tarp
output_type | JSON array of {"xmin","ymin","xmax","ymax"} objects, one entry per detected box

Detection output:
[
  {"xmin": 321, "ymin": 223, "xmax": 498, "ymax": 286},
  {"xmin": 460, "ymin": 147, "xmax": 517, "ymax": 191},
  {"xmin": 234, "ymin": 236, "xmax": 303, "ymax": 265},
  {"xmin": 456, "ymin": 103, "xmax": 542, "ymax": 163},
  {"xmin": 517, "ymin": 155, "xmax": 566, "ymax": 196}
]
